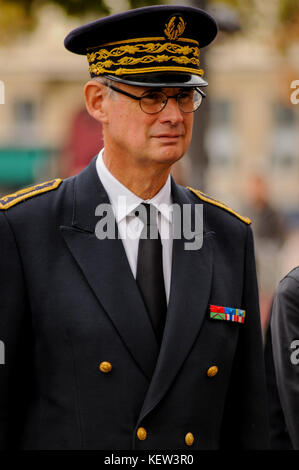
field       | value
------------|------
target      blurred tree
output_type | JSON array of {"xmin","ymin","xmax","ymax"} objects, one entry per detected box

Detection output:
[
  {"xmin": 277, "ymin": 0, "xmax": 299, "ymax": 48},
  {"xmin": 126, "ymin": 0, "xmax": 161, "ymax": 8},
  {"xmin": 0, "ymin": 0, "xmax": 160, "ymax": 44},
  {"xmin": 0, "ymin": 1, "xmax": 38, "ymax": 43},
  {"xmin": 210, "ymin": 0, "xmax": 299, "ymax": 46},
  {"xmin": 2, "ymin": 0, "xmax": 297, "ymax": 46}
]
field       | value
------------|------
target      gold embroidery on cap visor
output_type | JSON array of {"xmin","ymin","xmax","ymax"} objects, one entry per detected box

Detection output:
[{"xmin": 87, "ymin": 38, "xmax": 204, "ymax": 77}]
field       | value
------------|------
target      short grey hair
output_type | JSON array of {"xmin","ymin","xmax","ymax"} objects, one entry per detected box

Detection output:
[{"xmin": 92, "ymin": 76, "xmax": 118, "ymax": 99}]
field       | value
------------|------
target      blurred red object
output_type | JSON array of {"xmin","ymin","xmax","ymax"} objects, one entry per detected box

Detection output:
[{"xmin": 61, "ymin": 108, "xmax": 104, "ymax": 177}]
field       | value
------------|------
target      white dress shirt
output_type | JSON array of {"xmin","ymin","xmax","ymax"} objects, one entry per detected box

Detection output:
[{"xmin": 96, "ymin": 149, "xmax": 173, "ymax": 303}]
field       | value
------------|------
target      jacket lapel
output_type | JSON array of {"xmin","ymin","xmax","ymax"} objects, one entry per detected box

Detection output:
[
  {"xmin": 137, "ymin": 179, "xmax": 215, "ymax": 423},
  {"xmin": 60, "ymin": 157, "xmax": 159, "ymax": 381}
]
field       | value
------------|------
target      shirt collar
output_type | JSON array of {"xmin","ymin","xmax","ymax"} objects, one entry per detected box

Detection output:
[{"xmin": 96, "ymin": 148, "xmax": 173, "ymax": 224}]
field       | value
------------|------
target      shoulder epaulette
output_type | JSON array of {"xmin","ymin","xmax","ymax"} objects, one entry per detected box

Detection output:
[
  {"xmin": 187, "ymin": 186, "xmax": 251, "ymax": 225},
  {"xmin": 0, "ymin": 178, "xmax": 63, "ymax": 210}
]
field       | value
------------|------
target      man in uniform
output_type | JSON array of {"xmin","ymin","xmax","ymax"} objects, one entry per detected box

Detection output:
[
  {"xmin": 271, "ymin": 266, "xmax": 299, "ymax": 449},
  {"xmin": 0, "ymin": 5, "xmax": 269, "ymax": 449}
]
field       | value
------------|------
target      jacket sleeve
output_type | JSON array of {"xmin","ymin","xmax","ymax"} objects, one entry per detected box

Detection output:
[
  {"xmin": 271, "ymin": 270, "xmax": 299, "ymax": 449},
  {"xmin": 0, "ymin": 211, "xmax": 29, "ymax": 449},
  {"xmin": 220, "ymin": 224, "xmax": 270, "ymax": 449}
]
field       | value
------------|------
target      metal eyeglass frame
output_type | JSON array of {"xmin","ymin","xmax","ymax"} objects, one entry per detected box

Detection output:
[{"xmin": 103, "ymin": 82, "xmax": 206, "ymax": 114}]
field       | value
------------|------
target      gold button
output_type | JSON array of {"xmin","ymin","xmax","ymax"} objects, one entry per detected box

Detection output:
[
  {"xmin": 137, "ymin": 427, "xmax": 147, "ymax": 441},
  {"xmin": 207, "ymin": 365, "xmax": 218, "ymax": 377},
  {"xmin": 185, "ymin": 432, "xmax": 194, "ymax": 446},
  {"xmin": 99, "ymin": 361, "xmax": 112, "ymax": 373}
]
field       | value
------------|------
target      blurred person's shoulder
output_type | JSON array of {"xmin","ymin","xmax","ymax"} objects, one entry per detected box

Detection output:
[
  {"xmin": 271, "ymin": 267, "xmax": 299, "ymax": 326},
  {"xmin": 278, "ymin": 266, "xmax": 299, "ymax": 288},
  {"xmin": 272, "ymin": 267, "xmax": 299, "ymax": 314}
]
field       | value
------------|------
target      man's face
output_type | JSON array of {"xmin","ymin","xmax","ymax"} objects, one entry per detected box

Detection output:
[{"xmin": 103, "ymin": 82, "xmax": 194, "ymax": 168}]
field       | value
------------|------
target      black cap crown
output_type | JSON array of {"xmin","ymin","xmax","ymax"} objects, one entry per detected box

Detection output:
[{"xmin": 64, "ymin": 5, "xmax": 218, "ymax": 88}]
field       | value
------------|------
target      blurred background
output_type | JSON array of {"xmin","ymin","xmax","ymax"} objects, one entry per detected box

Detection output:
[{"xmin": 0, "ymin": 0, "xmax": 298, "ymax": 335}]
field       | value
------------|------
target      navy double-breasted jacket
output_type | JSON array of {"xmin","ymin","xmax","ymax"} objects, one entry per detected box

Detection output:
[{"xmin": 0, "ymin": 156, "xmax": 269, "ymax": 449}]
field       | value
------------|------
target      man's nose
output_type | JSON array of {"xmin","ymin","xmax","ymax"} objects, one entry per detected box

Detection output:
[{"xmin": 159, "ymin": 96, "xmax": 184, "ymax": 124}]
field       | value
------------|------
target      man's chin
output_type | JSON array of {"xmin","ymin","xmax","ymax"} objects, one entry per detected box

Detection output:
[
  {"xmin": 157, "ymin": 146, "xmax": 185, "ymax": 164},
  {"xmin": 149, "ymin": 136, "xmax": 189, "ymax": 162}
]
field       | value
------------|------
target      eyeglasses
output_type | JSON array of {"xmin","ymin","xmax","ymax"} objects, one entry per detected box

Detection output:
[{"xmin": 103, "ymin": 82, "xmax": 206, "ymax": 114}]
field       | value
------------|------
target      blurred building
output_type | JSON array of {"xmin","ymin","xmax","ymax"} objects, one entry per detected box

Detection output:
[
  {"xmin": 204, "ymin": 30, "xmax": 299, "ymax": 326},
  {"xmin": 0, "ymin": 6, "xmax": 102, "ymax": 193},
  {"xmin": 205, "ymin": 36, "xmax": 299, "ymax": 215}
]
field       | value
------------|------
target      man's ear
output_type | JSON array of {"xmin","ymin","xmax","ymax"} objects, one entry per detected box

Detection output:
[{"xmin": 84, "ymin": 80, "xmax": 109, "ymax": 123}]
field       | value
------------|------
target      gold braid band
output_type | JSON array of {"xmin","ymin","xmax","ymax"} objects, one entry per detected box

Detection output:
[
  {"xmin": 89, "ymin": 54, "xmax": 199, "ymax": 71},
  {"xmin": 87, "ymin": 43, "xmax": 199, "ymax": 62},
  {"xmin": 89, "ymin": 64, "xmax": 204, "ymax": 77},
  {"xmin": 87, "ymin": 35, "xmax": 203, "ymax": 77}
]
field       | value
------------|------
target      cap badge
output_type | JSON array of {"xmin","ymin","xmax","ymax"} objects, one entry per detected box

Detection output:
[{"xmin": 164, "ymin": 16, "xmax": 186, "ymax": 40}]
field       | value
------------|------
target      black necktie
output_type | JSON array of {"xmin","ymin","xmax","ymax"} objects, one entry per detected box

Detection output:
[{"xmin": 135, "ymin": 203, "xmax": 167, "ymax": 344}]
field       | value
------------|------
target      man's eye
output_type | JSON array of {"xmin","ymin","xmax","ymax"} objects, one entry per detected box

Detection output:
[
  {"xmin": 179, "ymin": 92, "xmax": 193, "ymax": 100},
  {"xmin": 142, "ymin": 92, "xmax": 163, "ymax": 102}
]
